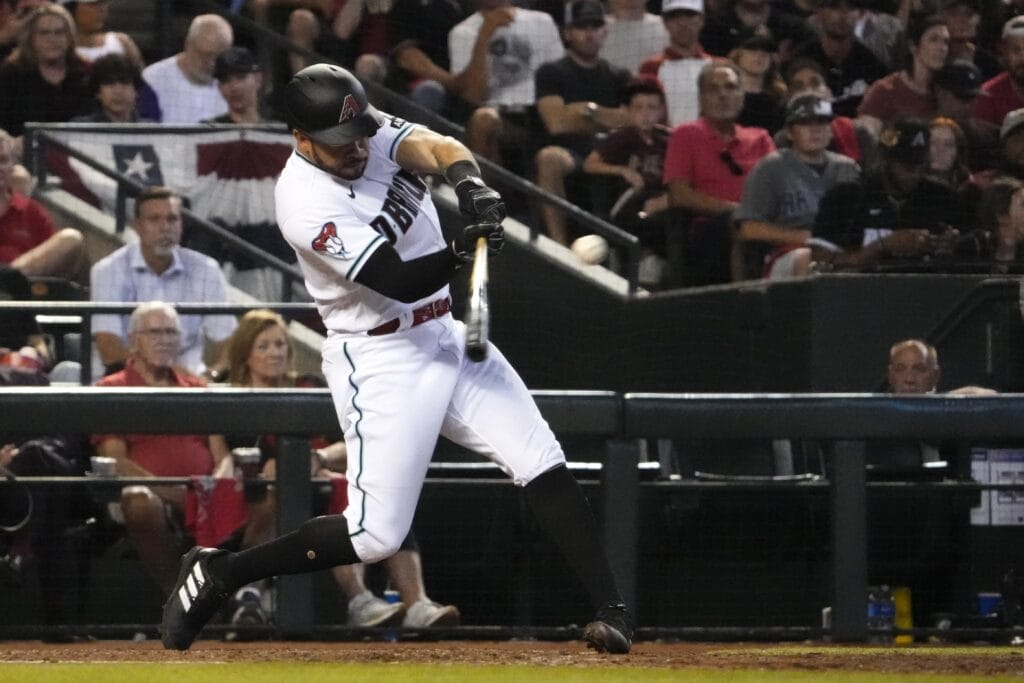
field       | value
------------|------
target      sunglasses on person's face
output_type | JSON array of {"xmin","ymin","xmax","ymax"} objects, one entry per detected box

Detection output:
[{"xmin": 719, "ymin": 149, "xmax": 743, "ymax": 176}]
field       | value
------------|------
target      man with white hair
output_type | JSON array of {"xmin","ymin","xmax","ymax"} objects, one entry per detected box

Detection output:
[
  {"xmin": 142, "ymin": 13, "xmax": 232, "ymax": 122},
  {"xmin": 92, "ymin": 301, "xmax": 229, "ymax": 595}
]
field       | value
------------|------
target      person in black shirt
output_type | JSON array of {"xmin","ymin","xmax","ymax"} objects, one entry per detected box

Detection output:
[
  {"xmin": 203, "ymin": 47, "xmax": 272, "ymax": 125},
  {"xmin": 810, "ymin": 118, "xmax": 962, "ymax": 271},
  {"xmin": 533, "ymin": 0, "xmax": 629, "ymax": 245},
  {"xmin": 788, "ymin": 0, "xmax": 888, "ymax": 118}
]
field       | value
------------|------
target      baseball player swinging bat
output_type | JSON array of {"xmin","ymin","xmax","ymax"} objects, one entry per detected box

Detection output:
[{"xmin": 465, "ymin": 235, "xmax": 489, "ymax": 362}]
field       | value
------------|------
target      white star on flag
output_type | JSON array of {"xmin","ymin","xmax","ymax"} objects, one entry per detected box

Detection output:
[{"xmin": 123, "ymin": 151, "xmax": 153, "ymax": 180}]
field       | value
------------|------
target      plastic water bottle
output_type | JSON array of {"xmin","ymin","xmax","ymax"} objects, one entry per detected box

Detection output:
[
  {"xmin": 383, "ymin": 589, "xmax": 400, "ymax": 642},
  {"xmin": 878, "ymin": 585, "xmax": 895, "ymax": 644},
  {"xmin": 867, "ymin": 586, "xmax": 882, "ymax": 641}
]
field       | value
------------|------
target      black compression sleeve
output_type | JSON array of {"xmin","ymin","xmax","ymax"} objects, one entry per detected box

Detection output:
[{"xmin": 354, "ymin": 241, "xmax": 462, "ymax": 303}]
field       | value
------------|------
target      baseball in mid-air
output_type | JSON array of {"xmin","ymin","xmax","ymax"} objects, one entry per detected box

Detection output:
[{"xmin": 571, "ymin": 234, "xmax": 608, "ymax": 265}]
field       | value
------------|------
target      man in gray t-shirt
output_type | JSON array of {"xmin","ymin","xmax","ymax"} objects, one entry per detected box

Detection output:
[{"xmin": 734, "ymin": 94, "xmax": 860, "ymax": 279}]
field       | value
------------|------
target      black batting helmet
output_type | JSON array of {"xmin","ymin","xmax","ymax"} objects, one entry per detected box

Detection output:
[{"xmin": 282, "ymin": 64, "xmax": 384, "ymax": 146}]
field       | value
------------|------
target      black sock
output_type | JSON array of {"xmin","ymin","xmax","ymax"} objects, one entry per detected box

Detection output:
[
  {"xmin": 523, "ymin": 464, "xmax": 623, "ymax": 611},
  {"xmin": 211, "ymin": 514, "xmax": 360, "ymax": 591}
]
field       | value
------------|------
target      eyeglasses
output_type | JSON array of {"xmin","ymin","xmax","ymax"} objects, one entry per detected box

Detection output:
[
  {"xmin": 719, "ymin": 150, "xmax": 744, "ymax": 176},
  {"xmin": 139, "ymin": 327, "xmax": 181, "ymax": 338}
]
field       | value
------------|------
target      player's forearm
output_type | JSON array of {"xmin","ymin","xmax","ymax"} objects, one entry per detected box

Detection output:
[{"xmin": 396, "ymin": 127, "xmax": 475, "ymax": 176}]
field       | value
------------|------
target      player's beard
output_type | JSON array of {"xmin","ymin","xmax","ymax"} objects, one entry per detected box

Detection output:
[{"xmin": 309, "ymin": 145, "xmax": 368, "ymax": 181}]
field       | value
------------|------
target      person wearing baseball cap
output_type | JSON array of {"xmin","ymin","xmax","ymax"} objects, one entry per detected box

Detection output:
[
  {"xmin": 933, "ymin": 60, "xmax": 1000, "ymax": 174},
  {"xmin": 534, "ymin": 0, "xmax": 630, "ymax": 244},
  {"xmin": 734, "ymin": 94, "xmax": 860, "ymax": 279},
  {"xmin": 205, "ymin": 47, "xmax": 269, "ymax": 124},
  {"xmin": 974, "ymin": 16, "xmax": 1024, "ymax": 127},
  {"xmin": 638, "ymin": 0, "xmax": 712, "ymax": 125},
  {"xmin": 809, "ymin": 118, "xmax": 963, "ymax": 271},
  {"xmin": 999, "ymin": 108, "xmax": 1024, "ymax": 179}
]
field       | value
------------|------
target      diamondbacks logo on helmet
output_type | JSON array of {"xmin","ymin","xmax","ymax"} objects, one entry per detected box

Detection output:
[
  {"xmin": 339, "ymin": 95, "xmax": 359, "ymax": 123},
  {"xmin": 312, "ymin": 221, "xmax": 352, "ymax": 259}
]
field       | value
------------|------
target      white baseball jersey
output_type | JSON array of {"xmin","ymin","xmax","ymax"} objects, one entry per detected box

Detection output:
[
  {"xmin": 275, "ymin": 116, "xmax": 449, "ymax": 335},
  {"xmin": 273, "ymin": 111, "xmax": 566, "ymax": 565}
]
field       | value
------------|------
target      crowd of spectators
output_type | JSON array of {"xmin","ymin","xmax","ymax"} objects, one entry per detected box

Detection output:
[
  {"xmin": 3, "ymin": 0, "xmax": 1024, "ymax": 638},
  {"xmin": 3, "ymin": 0, "xmax": 1024, "ymax": 289}
]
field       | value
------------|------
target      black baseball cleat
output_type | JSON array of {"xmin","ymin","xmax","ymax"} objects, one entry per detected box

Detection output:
[
  {"xmin": 160, "ymin": 547, "xmax": 231, "ymax": 650},
  {"xmin": 582, "ymin": 602, "xmax": 634, "ymax": 655}
]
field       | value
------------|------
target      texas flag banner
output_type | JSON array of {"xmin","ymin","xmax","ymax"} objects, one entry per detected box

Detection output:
[{"xmin": 42, "ymin": 127, "xmax": 295, "ymax": 267}]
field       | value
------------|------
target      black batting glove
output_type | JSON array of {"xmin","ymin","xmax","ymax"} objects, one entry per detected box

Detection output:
[
  {"xmin": 445, "ymin": 160, "xmax": 507, "ymax": 224},
  {"xmin": 451, "ymin": 222, "xmax": 504, "ymax": 262}
]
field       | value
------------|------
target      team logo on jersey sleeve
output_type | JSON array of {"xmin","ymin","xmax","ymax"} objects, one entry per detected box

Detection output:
[
  {"xmin": 339, "ymin": 95, "xmax": 358, "ymax": 122},
  {"xmin": 312, "ymin": 221, "xmax": 352, "ymax": 259}
]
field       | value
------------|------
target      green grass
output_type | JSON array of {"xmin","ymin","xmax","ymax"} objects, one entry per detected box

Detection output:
[{"xmin": 0, "ymin": 663, "xmax": 1020, "ymax": 683}]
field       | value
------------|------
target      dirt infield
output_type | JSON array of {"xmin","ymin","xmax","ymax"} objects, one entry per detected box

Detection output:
[{"xmin": 2, "ymin": 640, "xmax": 1023, "ymax": 675}]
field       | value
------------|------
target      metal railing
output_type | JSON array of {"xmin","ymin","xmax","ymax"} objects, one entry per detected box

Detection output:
[
  {"xmin": 2, "ymin": 388, "xmax": 1023, "ymax": 641},
  {"xmin": 24, "ymin": 124, "xmax": 307, "ymax": 305}
]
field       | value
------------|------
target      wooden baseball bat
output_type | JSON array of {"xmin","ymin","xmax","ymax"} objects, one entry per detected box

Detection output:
[{"xmin": 465, "ymin": 236, "xmax": 489, "ymax": 362}]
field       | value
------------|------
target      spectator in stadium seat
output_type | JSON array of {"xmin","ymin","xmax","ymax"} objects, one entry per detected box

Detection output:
[
  {"xmin": 203, "ymin": 47, "xmax": 270, "ymax": 125},
  {"xmin": 775, "ymin": 57, "xmax": 876, "ymax": 168},
  {"xmin": 932, "ymin": 60, "xmax": 1000, "ymax": 180},
  {"xmin": 0, "ymin": 129, "xmax": 88, "ymax": 282},
  {"xmin": 638, "ymin": 0, "xmax": 712, "ymax": 127},
  {"xmin": 64, "ymin": 0, "xmax": 143, "ymax": 70},
  {"xmin": 734, "ymin": 94, "xmax": 860, "ymax": 280},
  {"xmin": 0, "ymin": 1, "xmax": 47, "ymax": 62},
  {"xmin": 582, "ymin": 77, "xmax": 673, "ymax": 289},
  {"xmin": 976, "ymin": 175, "xmax": 1024, "ymax": 270},
  {"xmin": 698, "ymin": 0, "xmax": 814, "ymax": 60},
  {"xmin": 939, "ymin": 0, "xmax": 1000, "ymax": 81},
  {"xmin": 729, "ymin": 34, "xmax": 787, "ymax": 134},
  {"xmin": 663, "ymin": 61, "xmax": 775, "ymax": 285},
  {"xmin": 448, "ymin": 0, "xmax": 563, "ymax": 173},
  {"xmin": 974, "ymin": 16, "xmax": 1024, "ymax": 128},
  {"xmin": 601, "ymin": 0, "xmax": 668, "ymax": 75},
  {"xmin": 857, "ymin": 14, "xmax": 950, "ymax": 138},
  {"xmin": 355, "ymin": 0, "xmax": 470, "ymax": 115},
  {"xmin": 788, "ymin": 0, "xmax": 888, "ymax": 119},
  {"xmin": 0, "ymin": 3, "xmax": 91, "ymax": 150},
  {"xmin": 533, "ymin": 0, "xmax": 629, "ymax": 245},
  {"xmin": 808, "ymin": 118, "xmax": 962, "ymax": 272},
  {"xmin": 282, "ymin": 0, "xmax": 393, "ymax": 80},
  {"xmin": 926, "ymin": 116, "xmax": 972, "ymax": 192},
  {"xmin": 142, "ymin": 13, "xmax": 231, "ymax": 123},
  {"xmin": 89, "ymin": 185, "xmax": 236, "ymax": 382},
  {"xmin": 999, "ymin": 107, "xmax": 1024, "ymax": 180},
  {"xmin": 70, "ymin": 52, "xmax": 150, "ymax": 123},
  {"xmin": 91, "ymin": 301, "xmax": 230, "ymax": 596}
]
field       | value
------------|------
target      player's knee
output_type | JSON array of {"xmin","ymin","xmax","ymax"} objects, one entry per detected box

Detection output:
[{"xmin": 355, "ymin": 530, "xmax": 405, "ymax": 564}]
